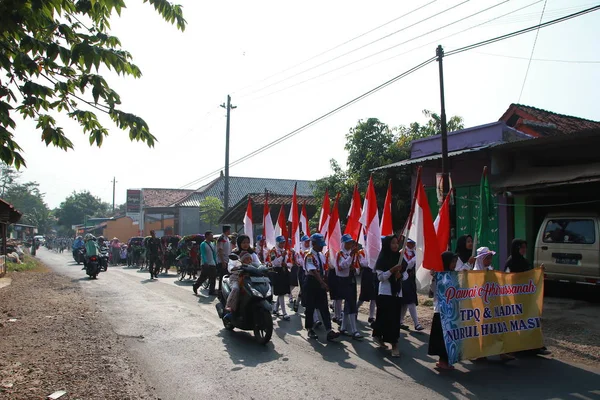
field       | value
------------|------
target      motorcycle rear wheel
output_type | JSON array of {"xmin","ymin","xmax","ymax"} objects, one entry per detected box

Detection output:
[{"xmin": 254, "ymin": 309, "xmax": 273, "ymax": 345}]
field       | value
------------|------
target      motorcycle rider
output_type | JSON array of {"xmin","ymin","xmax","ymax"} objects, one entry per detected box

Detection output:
[
  {"xmin": 145, "ymin": 230, "xmax": 163, "ymax": 280},
  {"xmin": 72, "ymin": 236, "xmax": 84, "ymax": 260},
  {"xmin": 83, "ymin": 234, "xmax": 99, "ymax": 269},
  {"xmin": 97, "ymin": 236, "xmax": 109, "ymax": 270},
  {"xmin": 223, "ymin": 234, "xmax": 261, "ymax": 321}
]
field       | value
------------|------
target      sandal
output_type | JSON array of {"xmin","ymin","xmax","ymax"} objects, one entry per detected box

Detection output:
[
  {"xmin": 391, "ymin": 348, "xmax": 400, "ymax": 358},
  {"xmin": 415, "ymin": 324, "xmax": 425, "ymax": 331},
  {"xmin": 374, "ymin": 337, "xmax": 388, "ymax": 349},
  {"xmin": 435, "ymin": 362, "xmax": 455, "ymax": 370}
]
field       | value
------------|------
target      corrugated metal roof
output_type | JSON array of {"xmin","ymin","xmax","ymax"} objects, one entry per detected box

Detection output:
[
  {"xmin": 174, "ymin": 176, "xmax": 315, "ymax": 208},
  {"xmin": 371, "ymin": 145, "xmax": 491, "ymax": 171}
]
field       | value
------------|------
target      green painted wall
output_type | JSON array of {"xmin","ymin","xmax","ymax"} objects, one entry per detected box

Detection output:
[{"xmin": 513, "ymin": 195, "xmax": 535, "ymax": 261}]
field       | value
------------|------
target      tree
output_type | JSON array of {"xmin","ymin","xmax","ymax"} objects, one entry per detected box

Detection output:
[
  {"xmin": 3, "ymin": 180, "xmax": 51, "ymax": 233},
  {"xmin": 54, "ymin": 190, "xmax": 109, "ymax": 228},
  {"xmin": 199, "ymin": 196, "xmax": 223, "ymax": 230},
  {"xmin": 1, "ymin": 162, "xmax": 20, "ymax": 196},
  {"xmin": 314, "ymin": 111, "xmax": 465, "ymax": 230},
  {"xmin": 0, "ymin": 0, "xmax": 186, "ymax": 168}
]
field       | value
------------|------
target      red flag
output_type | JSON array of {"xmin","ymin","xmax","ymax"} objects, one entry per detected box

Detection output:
[
  {"xmin": 243, "ymin": 197, "xmax": 254, "ymax": 247},
  {"xmin": 327, "ymin": 193, "xmax": 342, "ymax": 269},
  {"xmin": 319, "ymin": 189, "xmax": 331, "ymax": 238},
  {"xmin": 359, "ymin": 175, "xmax": 381, "ymax": 268},
  {"xmin": 263, "ymin": 194, "xmax": 275, "ymax": 249},
  {"xmin": 300, "ymin": 202, "xmax": 310, "ymax": 237},
  {"xmin": 380, "ymin": 179, "xmax": 393, "ymax": 236},
  {"xmin": 434, "ymin": 191, "xmax": 452, "ymax": 254},
  {"xmin": 345, "ymin": 184, "xmax": 362, "ymax": 240},
  {"xmin": 288, "ymin": 183, "xmax": 300, "ymax": 253},
  {"xmin": 275, "ymin": 205, "xmax": 288, "ymax": 240},
  {"xmin": 408, "ymin": 174, "xmax": 443, "ymax": 274}
]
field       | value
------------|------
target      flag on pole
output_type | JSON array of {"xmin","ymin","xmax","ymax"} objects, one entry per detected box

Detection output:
[
  {"xmin": 327, "ymin": 193, "xmax": 342, "ymax": 268},
  {"xmin": 319, "ymin": 189, "xmax": 331, "ymax": 238},
  {"xmin": 263, "ymin": 195, "xmax": 275, "ymax": 250},
  {"xmin": 300, "ymin": 202, "xmax": 310, "ymax": 237},
  {"xmin": 274, "ymin": 205, "xmax": 288, "ymax": 241},
  {"xmin": 243, "ymin": 196, "xmax": 254, "ymax": 247},
  {"xmin": 288, "ymin": 183, "xmax": 300, "ymax": 253},
  {"xmin": 408, "ymin": 172, "xmax": 444, "ymax": 290},
  {"xmin": 434, "ymin": 190, "xmax": 452, "ymax": 254},
  {"xmin": 345, "ymin": 184, "xmax": 362, "ymax": 240},
  {"xmin": 380, "ymin": 179, "xmax": 393, "ymax": 236},
  {"xmin": 474, "ymin": 166, "xmax": 494, "ymax": 253},
  {"xmin": 359, "ymin": 175, "xmax": 381, "ymax": 269}
]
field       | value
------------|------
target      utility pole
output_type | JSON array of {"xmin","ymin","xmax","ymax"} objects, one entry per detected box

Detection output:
[
  {"xmin": 112, "ymin": 177, "xmax": 117, "ymax": 213},
  {"xmin": 220, "ymin": 95, "xmax": 237, "ymax": 211},
  {"xmin": 437, "ymin": 45, "xmax": 452, "ymax": 247}
]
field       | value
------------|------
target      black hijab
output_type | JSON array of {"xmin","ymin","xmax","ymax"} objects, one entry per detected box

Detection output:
[
  {"xmin": 233, "ymin": 234, "xmax": 255, "ymax": 255},
  {"xmin": 455, "ymin": 235, "xmax": 472, "ymax": 264},
  {"xmin": 442, "ymin": 251, "xmax": 457, "ymax": 272},
  {"xmin": 376, "ymin": 235, "xmax": 402, "ymax": 296},
  {"xmin": 504, "ymin": 239, "xmax": 531, "ymax": 273}
]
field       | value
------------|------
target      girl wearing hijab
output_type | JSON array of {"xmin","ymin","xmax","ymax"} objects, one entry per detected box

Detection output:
[
  {"xmin": 224, "ymin": 235, "xmax": 260, "ymax": 319},
  {"xmin": 372, "ymin": 235, "xmax": 406, "ymax": 358},
  {"xmin": 504, "ymin": 239, "xmax": 531, "ymax": 273},
  {"xmin": 428, "ymin": 251, "xmax": 457, "ymax": 370},
  {"xmin": 455, "ymin": 235, "xmax": 476, "ymax": 271}
]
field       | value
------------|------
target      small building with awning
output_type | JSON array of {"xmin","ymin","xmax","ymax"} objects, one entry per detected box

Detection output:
[{"xmin": 0, "ymin": 198, "xmax": 23, "ymax": 277}]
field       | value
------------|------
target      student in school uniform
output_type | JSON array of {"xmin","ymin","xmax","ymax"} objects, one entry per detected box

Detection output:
[
  {"xmin": 268, "ymin": 236, "xmax": 291, "ymax": 321},
  {"xmin": 455, "ymin": 235, "xmax": 476, "ymax": 271},
  {"xmin": 336, "ymin": 234, "xmax": 366, "ymax": 339},
  {"xmin": 400, "ymin": 239, "xmax": 424, "ymax": 332}
]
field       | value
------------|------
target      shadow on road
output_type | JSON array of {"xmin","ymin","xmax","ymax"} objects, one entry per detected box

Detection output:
[{"xmin": 217, "ymin": 330, "xmax": 283, "ymax": 368}]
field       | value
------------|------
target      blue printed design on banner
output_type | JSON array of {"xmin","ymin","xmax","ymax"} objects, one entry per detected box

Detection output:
[{"xmin": 436, "ymin": 271, "xmax": 461, "ymax": 364}]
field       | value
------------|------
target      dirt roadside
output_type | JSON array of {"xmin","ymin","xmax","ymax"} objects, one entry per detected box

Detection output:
[{"xmin": 0, "ymin": 266, "xmax": 156, "ymax": 400}]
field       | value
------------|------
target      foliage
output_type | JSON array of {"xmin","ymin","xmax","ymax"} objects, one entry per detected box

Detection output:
[
  {"xmin": 54, "ymin": 190, "xmax": 109, "ymax": 228},
  {"xmin": 0, "ymin": 0, "xmax": 186, "ymax": 168},
  {"xmin": 199, "ymin": 196, "xmax": 223, "ymax": 229},
  {"xmin": 1, "ymin": 162, "xmax": 51, "ymax": 233},
  {"xmin": 8, "ymin": 254, "xmax": 47, "ymax": 272},
  {"xmin": 314, "ymin": 110, "xmax": 465, "ymax": 231}
]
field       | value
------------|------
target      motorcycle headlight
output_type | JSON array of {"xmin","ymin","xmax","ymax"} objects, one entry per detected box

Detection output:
[{"xmin": 250, "ymin": 287, "xmax": 264, "ymax": 298}]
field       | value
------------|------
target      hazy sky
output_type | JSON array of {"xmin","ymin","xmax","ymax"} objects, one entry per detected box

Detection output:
[{"xmin": 15, "ymin": 0, "xmax": 600, "ymax": 208}]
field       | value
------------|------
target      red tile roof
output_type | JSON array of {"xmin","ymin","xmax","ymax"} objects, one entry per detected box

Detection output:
[
  {"xmin": 142, "ymin": 189, "xmax": 194, "ymax": 208},
  {"xmin": 500, "ymin": 103, "xmax": 600, "ymax": 136}
]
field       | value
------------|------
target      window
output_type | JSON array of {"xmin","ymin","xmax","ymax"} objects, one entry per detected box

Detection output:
[{"xmin": 542, "ymin": 219, "xmax": 596, "ymax": 244}]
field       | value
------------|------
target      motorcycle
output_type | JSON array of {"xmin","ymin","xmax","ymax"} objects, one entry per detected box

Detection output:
[
  {"xmin": 73, "ymin": 248, "xmax": 85, "ymax": 265},
  {"xmin": 85, "ymin": 254, "xmax": 101, "ymax": 279},
  {"xmin": 215, "ymin": 255, "xmax": 273, "ymax": 345},
  {"xmin": 99, "ymin": 245, "xmax": 109, "ymax": 272}
]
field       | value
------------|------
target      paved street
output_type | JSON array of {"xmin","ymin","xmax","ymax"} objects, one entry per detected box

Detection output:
[{"xmin": 38, "ymin": 249, "xmax": 600, "ymax": 400}]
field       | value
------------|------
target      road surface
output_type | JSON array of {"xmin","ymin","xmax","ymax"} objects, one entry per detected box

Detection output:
[{"xmin": 39, "ymin": 249, "xmax": 600, "ymax": 400}]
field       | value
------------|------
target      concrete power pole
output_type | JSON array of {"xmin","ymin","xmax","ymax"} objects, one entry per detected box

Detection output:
[
  {"xmin": 112, "ymin": 177, "xmax": 117, "ymax": 213},
  {"xmin": 220, "ymin": 95, "xmax": 237, "ymax": 211}
]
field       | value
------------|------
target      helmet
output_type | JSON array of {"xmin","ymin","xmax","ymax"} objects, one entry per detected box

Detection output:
[
  {"xmin": 76, "ymin": 236, "xmax": 83, "ymax": 240},
  {"xmin": 275, "ymin": 235, "xmax": 286, "ymax": 244},
  {"xmin": 310, "ymin": 233, "xmax": 326, "ymax": 247}
]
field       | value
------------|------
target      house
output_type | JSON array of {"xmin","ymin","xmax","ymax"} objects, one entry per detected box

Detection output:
[
  {"xmin": 170, "ymin": 175, "xmax": 316, "ymax": 235},
  {"xmin": 0, "ymin": 198, "xmax": 22, "ymax": 277},
  {"xmin": 373, "ymin": 104, "xmax": 600, "ymax": 268}
]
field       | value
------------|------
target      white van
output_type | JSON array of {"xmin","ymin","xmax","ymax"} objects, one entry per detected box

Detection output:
[{"xmin": 534, "ymin": 213, "xmax": 600, "ymax": 285}]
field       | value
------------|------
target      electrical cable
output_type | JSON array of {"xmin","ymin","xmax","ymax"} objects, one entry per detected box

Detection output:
[{"xmin": 518, "ymin": 0, "xmax": 548, "ymax": 102}]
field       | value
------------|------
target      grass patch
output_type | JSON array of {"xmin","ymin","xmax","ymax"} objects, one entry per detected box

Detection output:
[
  {"xmin": 422, "ymin": 299, "xmax": 434, "ymax": 307},
  {"xmin": 8, "ymin": 255, "xmax": 48, "ymax": 273}
]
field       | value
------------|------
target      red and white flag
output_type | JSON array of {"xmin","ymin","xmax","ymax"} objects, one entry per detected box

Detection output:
[
  {"xmin": 345, "ymin": 184, "xmax": 362, "ymax": 240},
  {"xmin": 288, "ymin": 184, "xmax": 300, "ymax": 253},
  {"xmin": 359, "ymin": 176, "xmax": 381, "ymax": 269},
  {"xmin": 380, "ymin": 179, "xmax": 393, "ymax": 236},
  {"xmin": 300, "ymin": 202, "xmax": 310, "ymax": 237},
  {"xmin": 243, "ymin": 197, "xmax": 254, "ymax": 247},
  {"xmin": 327, "ymin": 193, "xmax": 342, "ymax": 268},
  {"xmin": 319, "ymin": 189, "xmax": 331, "ymax": 238},
  {"xmin": 275, "ymin": 205, "xmax": 288, "ymax": 241},
  {"xmin": 434, "ymin": 191, "xmax": 452, "ymax": 254},
  {"xmin": 407, "ymin": 173, "xmax": 444, "ymax": 290},
  {"xmin": 263, "ymin": 195, "xmax": 275, "ymax": 250}
]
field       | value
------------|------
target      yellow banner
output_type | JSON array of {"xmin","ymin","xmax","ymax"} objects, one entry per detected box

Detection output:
[{"xmin": 435, "ymin": 269, "xmax": 544, "ymax": 364}]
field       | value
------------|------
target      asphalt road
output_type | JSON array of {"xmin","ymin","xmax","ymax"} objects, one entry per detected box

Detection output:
[{"xmin": 38, "ymin": 249, "xmax": 600, "ymax": 400}]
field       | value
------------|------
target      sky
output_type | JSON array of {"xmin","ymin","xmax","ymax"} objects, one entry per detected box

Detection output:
[{"xmin": 14, "ymin": 0, "xmax": 600, "ymax": 209}]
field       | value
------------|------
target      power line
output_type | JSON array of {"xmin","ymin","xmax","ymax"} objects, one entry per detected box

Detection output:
[
  {"xmin": 236, "ymin": 0, "xmax": 471, "ymax": 100},
  {"xmin": 178, "ymin": 5, "xmax": 600, "ymax": 189},
  {"xmin": 518, "ymin": 0, "xmax": 547, "ymax": 103},
  {"xmin": 231, "ymin": 0, "xmax": 438, "ymax": 96},
  {"xmin": 178, "ymin": 56, "xmax": 437, "ymax": 189},
  {"xmin": 243, "ymin": 0, "xmax": 512, "ymax": 103},
  {"xmin": 474, "ymin": 51, "xmax": 600, "ymax": 63}
]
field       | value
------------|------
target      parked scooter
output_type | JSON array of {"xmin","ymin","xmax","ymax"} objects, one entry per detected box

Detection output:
[{"xmin": 215, "ymin": 255, "xmax": 273, "ymax": 344}]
